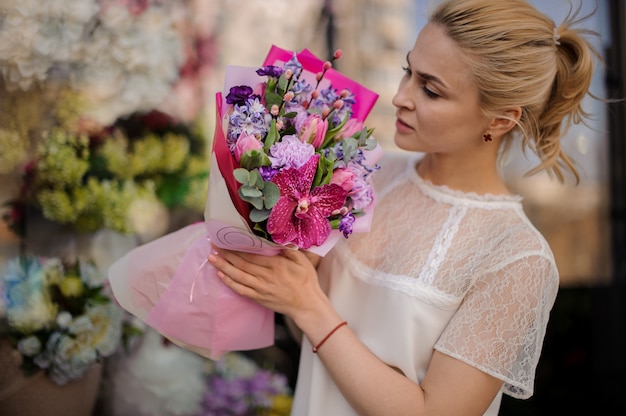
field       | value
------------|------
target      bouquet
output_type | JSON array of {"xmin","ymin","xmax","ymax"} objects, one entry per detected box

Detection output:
[
  {"xmin": 0, "ymin": 256, "xmax": 127, "ymax": 385},
  {"xmin": 108, "ymin": 45, "xmax": 381, "ymax": 360}
]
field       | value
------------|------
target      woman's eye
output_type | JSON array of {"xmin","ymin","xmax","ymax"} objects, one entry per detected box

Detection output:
[
  {"xmin": 422, "ymin": 86, "xmax": 439, "ymax": 99},
  {"xmin": 401, "ymin": 66, "xmax": 411, "ymax": 76}
]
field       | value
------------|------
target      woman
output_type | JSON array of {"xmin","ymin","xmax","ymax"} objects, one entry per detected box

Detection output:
[{"xmin": 208, "ymin": 0, "xmax": 600, "ymax": 414}]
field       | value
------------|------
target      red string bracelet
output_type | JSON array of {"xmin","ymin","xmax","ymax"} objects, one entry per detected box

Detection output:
[{"xmin": 312, "ymin": 321, "xmax": 347, "ymax": 353}]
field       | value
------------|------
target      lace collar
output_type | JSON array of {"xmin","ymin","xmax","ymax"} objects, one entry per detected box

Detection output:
[{"xmin": 405, "ymin": 155, "xmax": 524, "ymax": 207}]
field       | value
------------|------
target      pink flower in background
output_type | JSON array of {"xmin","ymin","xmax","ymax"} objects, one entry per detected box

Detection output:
[
  {"xmin": 336, "ymin": 118, "xmax": 364, "ymax": 140},
  {"xmin": 267, "ymin": 155, "xmax": 347, "ymax": 249},
  {"xmin": 234, "ymin": 133, "xmax": 263, "ymax": 162}
]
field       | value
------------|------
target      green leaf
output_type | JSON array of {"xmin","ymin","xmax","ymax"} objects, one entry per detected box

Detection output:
[
  {"xmin": 277, "ymin": 73, "xmax": 289, "ymax": 94},
  {"xmin": 341, "ymin": 137, "xmax": 359, "ymax": 162},
  {"xmin": 265, "ymin": 92, "xmax": 282, "ymax": 109},
  {"xmin": 253, "ymin": 223, "xmax": 269, "ymax": 239},
  {"xmin": 240, "ymin": 185, "xmax": 263, "ymax": 198},
  {"xmin": 262, "ymin": 181, "xmax": 280, "ymax": 208},
  {"xmin": 239, "ymin": 189, "xmax": 264, "ymax": 210},
  {"xmin": 250, "ymin": 208, "xmax": 271, "ymax": 222},
  {"xmin": 239, "ymin": 149, "xmax": 271, "ymax": 170},
  {"xmin": 250, "ymin": 169, "xmax": 264, "ymax": 188},
  {"xmin": 234, "ymin": 168, "xmax": 250, "ymax": 184},
  {"xmin": 264, "ymin": 119, "xmax": 278, "ymax": 151}
]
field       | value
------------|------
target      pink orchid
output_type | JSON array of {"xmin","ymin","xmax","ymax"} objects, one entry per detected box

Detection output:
[
  {"xmin": 267, "ymin": 155, "xmax": 347, "ymax": 249},
  {"xmin": 234, "ymin": 132, "xmax": 263, "ymax": 162},
  {"xmin": 298, "ymin": 114, "xmax": 328, "ymax": 149}
]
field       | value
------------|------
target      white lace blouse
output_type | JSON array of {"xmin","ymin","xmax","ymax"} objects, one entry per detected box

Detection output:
[{"xmin": 291, "ymin": 151, "xmax": 559, "ymax": 416}]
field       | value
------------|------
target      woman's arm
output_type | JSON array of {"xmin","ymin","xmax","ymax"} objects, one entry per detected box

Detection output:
[{"xmin": 208, "ymin": 247, "xmax": 503, "ymax": 415}]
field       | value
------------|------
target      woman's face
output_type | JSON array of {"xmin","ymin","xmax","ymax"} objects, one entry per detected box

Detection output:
[{"xmin": 392, "ymin": 23, "xmax": 491, "ymax": 154}]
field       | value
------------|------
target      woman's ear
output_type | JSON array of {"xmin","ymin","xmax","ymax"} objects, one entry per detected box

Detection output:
[{"xmin": 488, "ymin": 107, "xmax": 522, "ymax": 137}]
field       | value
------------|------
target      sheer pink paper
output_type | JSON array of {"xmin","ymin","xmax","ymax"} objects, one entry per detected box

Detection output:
[{"xmin": 107, "ymin": 46, "xmax": 381, "ymax": 360}]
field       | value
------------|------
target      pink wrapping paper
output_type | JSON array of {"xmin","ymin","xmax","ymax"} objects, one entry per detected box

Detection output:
[{"xmin": 107, "ymin": 45, "xmax": 382, "ymax": 360}]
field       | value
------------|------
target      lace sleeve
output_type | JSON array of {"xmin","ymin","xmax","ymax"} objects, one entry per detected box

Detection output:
[{"xmin": 434, "ymin": 252, "xmax": 559, "ymax": 399}]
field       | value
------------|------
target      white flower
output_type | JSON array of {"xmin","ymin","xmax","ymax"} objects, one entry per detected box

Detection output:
[
  {"xmin": 79, "ymin": 262, "xmax": 104, "ymax": 288},
  {"xmin": 17, "ymin": 335, "xmax": 42, "ymax": 356},
  {"xmin": 0, "ymin": 0, "xmax": 99, "ymax": 91},
  {"xmin": 56, "ymin": 311, "xmax": 73, "ymax": 328},
  {"xmin": 110, "ymin": 329, "xmax": 205, "ymax": 416},
  {"xmin": 74, "ymin": 4, "xmax": 184, "ymax": 125},
  {"xmin": 85, "ymin": 304, "xmax": 124, "ymax": 357},
  {"xmin": 69, "ymin": 314, "xmax": 94, "ymax": 334},
  {"xmin": 7, "ymin": 291, "xmax": 57, "ymax": 333}
]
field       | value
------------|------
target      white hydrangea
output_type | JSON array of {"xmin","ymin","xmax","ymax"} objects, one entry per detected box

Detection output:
[
  {"xmin": 74, "ymin": 4, "xmax": 185, "ymax": 125},
  {"xmin": 0, "ymin": 0, "xmax": 100, "ymax": 91}
]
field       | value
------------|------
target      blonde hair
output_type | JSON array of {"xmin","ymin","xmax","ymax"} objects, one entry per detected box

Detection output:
[{"xmin": 431, "ymin": 0, "xmax": 601, "ymax": 183}]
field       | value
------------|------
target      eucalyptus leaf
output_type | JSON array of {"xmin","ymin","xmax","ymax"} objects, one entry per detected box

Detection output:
[
  {"xmin": 262, "ymin": 181, "xmax": 280, "ymax": 208},
  {"xmin": 234, "ymin": 168, "xmax": 250, "ymax": 184},
  {"xmin": 240, "ymin": 185, "xmax": 263, "ymax": 198},
  {"xmin": 239, "ymin": 190, "xmax": 264, "ymax": 210},
  {"xmin": 250, "ymin": 208, "xmax": 271, "ymax": 222},
  {"xmin": 250, "ymin": 169, "xmax": 264, "ymax": 187}
]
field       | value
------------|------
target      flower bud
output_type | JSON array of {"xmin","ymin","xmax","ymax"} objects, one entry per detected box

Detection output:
[{"xmin": 333, "ymin": 49, "xmax": 343, "ymax": 60}]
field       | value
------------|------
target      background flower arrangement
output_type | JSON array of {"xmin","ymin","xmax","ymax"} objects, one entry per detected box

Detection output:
[
  {"xmin": 0, "ymin": 255, "xmax": 128, "ymax": 385},
  {"xmin": 0, "ymin": 0, "xmax": 213, "ymax": 241},
  {"xmin": 5, "ymin": 109, "xmax": 209, "ymax": 239},
  {"xmin": 0, "ymin": 0, "xmax": 213, "ymax": 398},
  {"xmin": 198, "ymin": 352, "xmax": 293, "ymax": 416}
]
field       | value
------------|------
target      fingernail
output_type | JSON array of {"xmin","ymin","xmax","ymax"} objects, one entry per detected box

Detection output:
[{"xmin": 208, "ymin": 254, "xmax": 217, "ymax": 263}]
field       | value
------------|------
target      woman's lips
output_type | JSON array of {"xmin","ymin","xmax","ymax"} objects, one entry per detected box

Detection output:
[{"xmin": 395, "ymin": 118, "xmax": 413, "ymax": 133}]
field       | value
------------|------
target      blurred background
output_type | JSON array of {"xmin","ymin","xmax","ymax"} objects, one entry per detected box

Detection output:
[{"xmin": 0, "ymin": 0, "xmax": 623, "ymax": 415}]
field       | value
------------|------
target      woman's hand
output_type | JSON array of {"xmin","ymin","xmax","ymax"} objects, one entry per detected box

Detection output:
[{"xmin": 208, "ymin": 245, "xmax": 324, "ymax": 320}]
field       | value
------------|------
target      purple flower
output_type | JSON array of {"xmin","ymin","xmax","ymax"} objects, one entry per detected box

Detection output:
[
  {"xmin": 268, "ymin": 135, "xmax": 315, "ymax": 169},
  {"xmin": 267, "ymin": 155, "xmax": 347, "ymax": 249},
  {"xmin": 339, "ymin": 212, "xmax": 356, "ymax": 238},
  {"xmin": 284, "ymin": 52, "xmax": 303, "ymax": 78},
  {"xmin": 256, "ymin": 65, "xmax": 283, "ymax": 78},
  {"xmin": 226, "ymin": 85, "xmax": 255, "ymax": 105},
  {"xmin": 227, "ymin": 97, "xmax": 270, "ymax": 146},
  {"xmin": 258, "ymin": 165, "xmax": 279, "ymax": 181},
  {"xmin": 347, "ymin": 175, "xmax": 373, "ymax": 210}
]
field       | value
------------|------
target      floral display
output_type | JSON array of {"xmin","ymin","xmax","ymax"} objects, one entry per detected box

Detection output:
[
  {"xmin": 0, "ymin": 255, "xmax": 133, "ymax": 385},
  {"xmin": 4, "ymin": 110, "xmax": 208, "ymax": 237},
  {"xmin": 198, "ymin": 352, "xmax": 293, "ymax": 416},
  {"xmin": 222, "ymin": 46, "xmax": 380, "ymax": 249},
  {"xmin": 0, "ymin": 0, "xmax": 214, "ymax": 175}
]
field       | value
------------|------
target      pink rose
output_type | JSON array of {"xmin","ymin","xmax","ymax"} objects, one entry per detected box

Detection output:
[
  {"xmin": 298, "ymin": 114, "xmax": 328, "ymax": 149},
  {"xmin": 330, "ymin": 168, "xmax": 356, "ymax": 192},
  {"xmin": 234, "ymin": 132, "xmax": 263, "ymax": 162}
]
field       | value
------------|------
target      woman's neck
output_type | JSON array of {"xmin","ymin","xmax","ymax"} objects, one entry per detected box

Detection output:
[{"xmin": 416, "ymin": 153, "xmax": 511, "ymax": 195}]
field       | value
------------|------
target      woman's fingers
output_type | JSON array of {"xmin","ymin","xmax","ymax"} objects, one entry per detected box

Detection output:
[{"xmin": 208, "ymin": 251, "xmax": 260, "ymax": 296}]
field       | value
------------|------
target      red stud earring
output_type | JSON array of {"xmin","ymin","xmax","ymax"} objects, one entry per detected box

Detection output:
[{"xmin": 482, "ymin": 133, "xmax": 493, "ymax": 143}]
